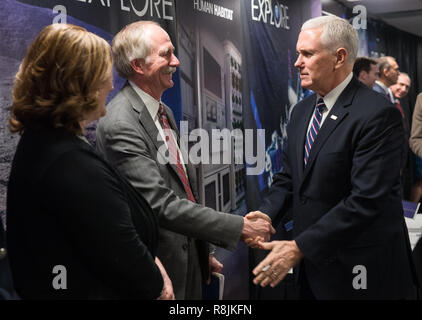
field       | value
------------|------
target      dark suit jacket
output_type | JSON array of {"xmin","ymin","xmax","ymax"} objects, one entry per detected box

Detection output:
[
  {"xmin": 6, "ymin": 127, "xmax": 163, "ymax": 299},
  {"xmin": 396, "ymin": 97, "xmax": 413, "ymax": 200},
  {"xmin": 0, "ymin": 221, "xmax": 18, "ymax": 299},
  {"xmin": 260, "ymin": 77, "xmax": 417, "ymax": 299}
]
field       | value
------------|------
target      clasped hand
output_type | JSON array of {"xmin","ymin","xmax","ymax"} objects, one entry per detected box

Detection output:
[{"xmin": 242, "ymin": 211, "xmax": 275, "ymax": 248}]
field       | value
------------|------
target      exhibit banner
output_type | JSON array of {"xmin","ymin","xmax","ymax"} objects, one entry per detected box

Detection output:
[
  {"xmin": 241, "ymin": 0, "xmax": 318, "ymax": 299},
  {"xmin": 241, "ymin": 0, "xmax": 316, "ymax": 211}
]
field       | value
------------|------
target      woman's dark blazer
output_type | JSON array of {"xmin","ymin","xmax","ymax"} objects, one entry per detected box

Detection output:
[{"xmin": 6, "ymin": 127, "xmax": 163, "ymax": 299}]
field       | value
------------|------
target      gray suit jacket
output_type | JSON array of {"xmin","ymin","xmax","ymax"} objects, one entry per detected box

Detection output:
[{"xmin": 96, "ymin": 83, "xmax": 243, "ymax": 299}]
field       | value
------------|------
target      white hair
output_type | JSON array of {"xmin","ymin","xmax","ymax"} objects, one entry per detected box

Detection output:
[
  {"xmin": 302, "ymin": 16, "xmax": 358, "ymax": 65},
  {"xmin": 112, "ymin": 21, "xmax": 161, "ymax": 79}
]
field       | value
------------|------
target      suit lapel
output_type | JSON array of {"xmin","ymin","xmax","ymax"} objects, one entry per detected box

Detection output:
[
  {"xmin": 123, "ymin": 84, "xmax": 187, "ymax": 186},
  {"xmin": 299, "ymin": 78, "xmax": 359, "ymax": 189}
]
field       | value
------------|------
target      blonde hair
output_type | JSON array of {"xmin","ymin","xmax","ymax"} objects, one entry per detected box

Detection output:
[
  {"xmin": 112, "ymin": 20, "xmax": 161, "ymax": 79},
  {"xmin": 9, "ymin": 24, "xmax": 112, "ymax": 135}
]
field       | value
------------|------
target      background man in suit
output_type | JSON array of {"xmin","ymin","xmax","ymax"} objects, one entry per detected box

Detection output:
[
  {"xmin": 391, "ymin": 72, "xmax": 411, "ymax": 103},
  {"xmin": 390, "ymin": 72, "xmax": 412, "ymax": 200},
  {"xmin": 352, "ymin": 57, "xmax": 378, "ymax": 88},
  {"xmin": 409, "ymin": 93, "xmax": 422, "ymax": 204},
  {"xmin": 373, "ymin": 56, "xmax": 400, "ymax": 103},
  {"xmin": 96, "ymin": 21, "xmax": 275, "ymax": 299},
  {"xmin": 410, "ymin": 93, "xmax": 422, "ymax": 159},
  {"xmin": 250, "ymin": 16, "xmax": 417, "ymax": 299},
  {"xmin": 390, "ymin": 72, "xmax": 411, "ymax": 124}
]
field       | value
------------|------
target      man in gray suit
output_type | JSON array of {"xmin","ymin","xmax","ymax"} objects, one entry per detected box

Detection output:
[{"xmin": 96, "ymin": 21, "xmax": 274, "ymax": 299}]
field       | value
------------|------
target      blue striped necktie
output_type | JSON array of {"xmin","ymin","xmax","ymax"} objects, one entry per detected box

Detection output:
[{"xmin": 304, "ymin": 98, "xmax": 326, "ymax": 166}]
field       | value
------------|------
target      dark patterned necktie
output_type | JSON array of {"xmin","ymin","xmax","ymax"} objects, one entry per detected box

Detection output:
[
  {"xmin": 304, "ymin": 98, "xmax": 326, "ymax": 166},
  {"xmin": 157, "ymin": 103, "xmax": 196, "ymax": 202}
]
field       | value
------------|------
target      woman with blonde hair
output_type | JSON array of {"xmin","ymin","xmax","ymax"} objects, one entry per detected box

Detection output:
[{"xmin": 6, "ymin": 24, "xmax": 173, "ymax": 299}]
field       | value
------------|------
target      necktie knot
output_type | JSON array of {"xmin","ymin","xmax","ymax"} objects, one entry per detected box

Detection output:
[
  {"xmin": 158, "ymin": 102, "xmax": 166, "ymax": 119},
  {"xmin": 316, "ymin": 98, "xmax": 326, "ymax": 114},
  {"xmin": 158, "ymin": 102, "xmax": 171, "ymax": 129}
]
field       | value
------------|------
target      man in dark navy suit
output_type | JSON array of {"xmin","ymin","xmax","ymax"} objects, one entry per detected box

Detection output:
[{"xmin": 250, "ymin": 16, "xmax": 418, "ymax": 299}]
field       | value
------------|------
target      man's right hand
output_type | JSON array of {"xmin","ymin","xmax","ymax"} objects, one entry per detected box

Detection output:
[
  {"xmin": 241, "ymin": 212, "xmax": 275, "ymax": 245},
  {"xmin": 245, "ymin": 211, "xmax": 272, "ymax": 223}
]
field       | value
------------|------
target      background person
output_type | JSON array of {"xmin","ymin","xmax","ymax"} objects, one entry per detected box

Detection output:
[
  {"xmin": 409, "ymin": 93, "xmax": 422, "ymax": 203},
  {"xmin": 409, "ymin": 92, "xmax": 422, "ymax": 297},
  {"xmin": 6, "ymin": 24, "xmax": 172, "ymax": 299},
  {"xmin": 391, "ymin": 72, "xmax": 411, "ymax": 102},
  {"xmin": 352, "ymin": 56, "xmax": 378, "ymax": 88},
  {"xmin": 373, "ymin": 56, "xmax": 400, "ymax": 103},
  {"xmin": 390, "ymin": 72, "xmax": 413, "ymax": 200},
  {"xmin": 0, "ymin": 222, "xmax": 18, "ymax": 300},
  {"xmin": 390, "ymin": 72, "xmax": 412, "ymax": 123}
]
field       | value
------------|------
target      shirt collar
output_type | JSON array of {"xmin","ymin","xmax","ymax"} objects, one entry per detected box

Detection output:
[
  {"xmin": 317, "ymin": 72, "xmax": 353, "ymax": 111},
  {"xmin": 375, "ymin": 80, "xmax": 395, "ymax": 102},
  {"xmin": 129, "ymin": 81, "xmax": 161, "ymax": 120},
  {"xmin": 375, "ymin": 80, "xmax": 389, "ymax": 93}
]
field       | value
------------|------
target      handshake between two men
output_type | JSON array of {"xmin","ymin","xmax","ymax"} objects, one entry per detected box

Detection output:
[{"xmin": 240, "ymin": 211, "xmax": 304, "ymax": 289}]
